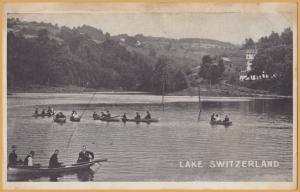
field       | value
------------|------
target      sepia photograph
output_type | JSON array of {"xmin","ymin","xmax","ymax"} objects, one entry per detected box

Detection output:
[{"xmin": 3, "ymin": 2, "xmax": 297, "ymax": 190}]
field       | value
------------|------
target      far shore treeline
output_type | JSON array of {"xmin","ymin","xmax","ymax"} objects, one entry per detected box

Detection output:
[
  {"xmin": 242, "ymin": 28, "xmax": 293, "ymax": 96},
  {"xmin": 7, "ymin": 18, "xmax": 293, "ymax": 96}
]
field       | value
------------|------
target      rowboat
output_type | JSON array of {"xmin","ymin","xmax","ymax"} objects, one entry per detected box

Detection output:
[
  {"xmin": 8, "ymin": 159, "xmax": 107, "ymax": 175},
  {"xmin": 124, "ymin": 118, "xmax": 159, "ymax": 123},
  {"xmin": 54, "ymin": 117, "xmax": 66, "ymax": 123},
  {"xmin": 70, "ymin": 116, "xmax": 81, "ymax": 122},
  {"xmin": 210, "ymin": 120, "xmax": 232, "ymax": 126},
  {"xmin": 32, "ymin": 113, "xmax": 53, "ymax": 118},
  {"xmin": 99, "ymin": 117, "xmax": 120, "ymax": 122}
]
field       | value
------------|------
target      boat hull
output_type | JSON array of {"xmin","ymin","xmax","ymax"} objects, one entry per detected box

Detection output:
[
  {"xmin": 54, "ymin": 117, "xmax": 66, "ymax": 123},
  {"xmin": 210, "ymin": 120, "xmax": 232, "ymax": 126},
  {"xmin": 99, "ymin": 117, "xmax": 120, "ymax": 122},
  {"xmin": 8, "ymin": 159, "xmax": 107, "ymax": 175},
  {"xmin": 70, "ymin": 116, "xmax": 81, "ymax": 122},
  {"xmin": 125, "ymin": 118, "xmax": 159, "ymax": 123}
]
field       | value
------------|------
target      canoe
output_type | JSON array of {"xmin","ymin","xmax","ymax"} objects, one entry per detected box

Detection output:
[
  {"xmin": 99, "ymin": 117, "xmax": 120, "ymax": 122},
  {"xmin": 70, "ymin": 116, "xmax": 81, "ymax": 122},
  {"xmin": 54, "ymin": 117, "xmax": 66, "ymax": 123},
  {"xmin": 125, "ymin": 118, "xmax": 159, "ymax": 123},
  {"xmin": 210, "ymin": 120, "xmax": 232, "ymax": 126},
  {"xmin": 32, "ymin": 113, "xmax": 53, "ymax": 118},
  {"xmin": 8, "ymin": 159, "xmax": 107, "ymax": 175}
]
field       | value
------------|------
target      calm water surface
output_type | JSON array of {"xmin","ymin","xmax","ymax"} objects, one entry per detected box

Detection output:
[{"xmin": 7, "ymin": 93, "xmax": 293, "ymax": 182}]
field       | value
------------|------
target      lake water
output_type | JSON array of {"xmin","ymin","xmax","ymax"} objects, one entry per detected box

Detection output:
[{"xmin": 6, "ymin": 93, "xmax": 293, "ymax": 182}]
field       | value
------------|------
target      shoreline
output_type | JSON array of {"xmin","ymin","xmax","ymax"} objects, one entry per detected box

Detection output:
[{"xmin": 7, "ymin": 84, "xmax": 292, "ymax": 99}]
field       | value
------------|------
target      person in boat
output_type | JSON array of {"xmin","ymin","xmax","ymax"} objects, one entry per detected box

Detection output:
[
  {"xmin": 223, "ymin": 115, "xmax": 230, "ymax": 123},
  {"xmin": 49, "ymin": 149, "xmax": 63, "ymax": 168},
  {"xmin": 210, "ymin": 113, "xmax": 216, "ymax": 121},
  {"xmin": 215, "ymin": 114, "xmax": 220, "ymax": 122},
  {"xmin": 77, "ymin": 145, "xmax": 94, "ymax": 163},
  {"xmin": 34, "ymin": 108, "xmax": 39, "ymax": 115},
  {"xmin": 144, "ymin": 111, "xmax": 151, "ymax": 119},
  {"xmin": 122, "ymin": 113, "xmax": 127, "ymax": 121},
  {"xmin": 100, "ymin": 112, "xmax": 107, "ymax": 118},
  {"xmin": 24, "ymin": 151, "xmax": 35, "ymax": 166},
  {"xmin": 47, "ymin": 106, "xmax": 53, "ymax": 115},
  {"xmin": 134, "ymin": 112, "xmax": 141, "ymax": 120},
  {"xmin": 93, "ymin": 112, "xmax": 98, "ymax": 119},
  {"xmin": 41, "ymin": 109, "xmax": 46, "ymax": 115},
  {"xmin": 106, "ymin": 110, "xmax": 111, "ymax": 118},
  {"xmin": 8, "ymin": 145, "xmax": 21, "ymax": 167},
  {"xmin": 71, "ymin": 110, "xmax": 79, "ymax": 118},
  {"xmin": 56, "ymin": 112, "xmax": 65, "ymax": 118}
]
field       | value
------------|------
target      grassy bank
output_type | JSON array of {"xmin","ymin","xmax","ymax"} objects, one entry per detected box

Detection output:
[
  {"xmin": 170, "ymin": 83, "xmax": 291, "ymax": 98},
  {"xmin": 8, "ymin": 83, "xmax": 291, "ymax": 98}
]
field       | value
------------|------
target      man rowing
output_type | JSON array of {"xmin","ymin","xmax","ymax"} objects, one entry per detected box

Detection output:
[
  {"xmin": 77, "ymin": 145, "xmax": 94, "ymax": 163},
  {"xmin": 8, "ymin": 145, "xmax": 22, "ymax": 167},
  {"xmin": 134, "ymin": 112, "xmax": 141, "ymax": 120},
  {"xmin": 144, "ymin": 111, "xmax": 151, "ymax": 119},
  {"xmin": 49, "ymin": 149, "xmax": 63, "ymax": 168}
]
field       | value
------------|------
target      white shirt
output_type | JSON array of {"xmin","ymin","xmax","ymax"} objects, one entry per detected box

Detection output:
[{"xmin": 28, "ymin": 156, "xmax": 33, "ymax": 166}]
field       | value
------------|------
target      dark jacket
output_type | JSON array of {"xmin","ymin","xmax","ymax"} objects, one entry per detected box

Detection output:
[
  {"xmin": 49, "ymin": 154, "xmax": 60, "ymax": 168},
  {"xmin": 8, "ymin": 151, "xmax": 17, "ymax": 167},
  {"xmin": 145, "ymin": 114, "xmax": 151, "ymax": 119},
  {"xmin": 77, "ymin": 151, "xmax": 94, "ymax": 163}
]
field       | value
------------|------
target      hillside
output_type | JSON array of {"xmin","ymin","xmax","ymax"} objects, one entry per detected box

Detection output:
[{"xmin": 7, "ymin": 17, "xmax": 245, "ymax": 94}]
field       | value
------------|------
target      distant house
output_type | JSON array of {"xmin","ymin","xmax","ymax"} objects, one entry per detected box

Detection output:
[
  {"xmin": 239, "ymin": 48, "xmax": 259, "ymax": 81},
  {"xmin": 221, "ymin": 57, "xmax": 234, "ymax": 74}
]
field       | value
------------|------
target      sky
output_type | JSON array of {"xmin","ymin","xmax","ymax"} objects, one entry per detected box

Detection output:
[{"xmin": 9, "ymin": 12, "xmax": 293, "ymax": 45}]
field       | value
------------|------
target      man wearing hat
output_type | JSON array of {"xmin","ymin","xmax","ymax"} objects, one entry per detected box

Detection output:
[{"xmin": 8, "ymin": 145, "xmax": 18, "ymax": 167}]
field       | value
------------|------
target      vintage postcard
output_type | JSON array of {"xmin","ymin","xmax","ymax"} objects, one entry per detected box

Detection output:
[{"xmin": 2, "ymin": 2, "xmax": 297, "ymax": 190}]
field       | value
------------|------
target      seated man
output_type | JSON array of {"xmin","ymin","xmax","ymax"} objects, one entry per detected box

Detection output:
[
  {"xmin": 106, "ymin": 110, "xmax": 111, "ymax": 118},
  {"xmin": 210, "ymin": 113, "xmax": 215, "ymax": 121},
  {"xmin": 100, "ymin": 112, "xmax": 107, "ymax": 118},
  {"xmin": 135, "ymin": 112, "xmax": 141, "ymax": 120},
  {"xmin": 8, "ymin": 145, "xmax": 21, "ymax": 167},
  {"xmin": 77, "ymin": 145, "xmax": 94, "ymax": 163},
  {"xmin": 223, "ymin": 115, "xmax": 230, "ymax": 123},
  {"xmin": 49, "ymin": 149, "xmax": 63, "ymax": 168},
  {"xmin": 93, "ymin": 112, "xmax": 98, "ymax": 119},
  {"xmin": 144, "ymin": 111, "xmax": 151, "ymax": 119}
]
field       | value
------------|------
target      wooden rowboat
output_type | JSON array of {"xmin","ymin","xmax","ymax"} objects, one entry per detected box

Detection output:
[
  {"xmin": 124, "ymin": 118, "xmax": 159, "ymax": 123},
  {"xmin": 210, "ymin": 120, "xmax": 232, "ymax": 126},
  {"xmin": 99, "ymin": 117, "xmax": 120, "ymax": 122},
  {"xmin": 70, "ymin": 116, "xmax": 81, "ymax": 122},
  {"xmin": 54, "ymin": 117, "xmax": 67, "ymax": 123},
  {"xmin": 8, "ymin": 159, "xmax": 107, "ymax": 175}
]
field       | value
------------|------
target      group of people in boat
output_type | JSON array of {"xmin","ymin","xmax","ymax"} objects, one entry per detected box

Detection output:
[
  {"xmin": 8, "ymin": 145, "xmax": 95, "ymax": 168},
  {"xmin": 122, "ymin": 111, "xmax": 151, "ymax": 121},
  {"xmin": 71, "ymin": 110, "xmax": 80, "ymax": 119},
  {"xmin": 93, "ymin": 110, "xmax": 153, "ymax": 121},
  {"xmin": 34, "ymin": 106, "xmax": 55, "ymax": 116},
  {"xmin": 210, "ymin": 113, "xmax": 230, "ymax": 123}
]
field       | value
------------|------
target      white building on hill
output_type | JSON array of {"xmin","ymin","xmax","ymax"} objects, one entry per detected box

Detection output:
[{"xmin": 239, "ymin": 48, "xmax": 258, "ymax": 81}]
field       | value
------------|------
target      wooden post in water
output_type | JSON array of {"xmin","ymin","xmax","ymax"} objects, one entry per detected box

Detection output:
[
  {"xmin": 198, "ymin": 80, "xmax": 202, "ymax": 121},
  {"xmin": 161, "ymin": 67, "xmax": 165, "ymax": 112}
]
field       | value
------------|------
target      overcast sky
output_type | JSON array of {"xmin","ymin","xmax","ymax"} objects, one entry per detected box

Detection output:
[{"xmin": 9, "ymin": 12, "xmax": 292, "ymax": 45}]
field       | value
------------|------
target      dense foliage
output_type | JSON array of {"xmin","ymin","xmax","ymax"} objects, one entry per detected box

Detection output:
[
  {"xmin": 198, "ymin": 55, "xmax": 225, "ymax": 84},
  {"xmin": 248, "ymin": 28, "xmax": 293, "ymax": 95},
  {"xmin": 7, "ymin": 18, "xmax": 188, "ymax": 93}
]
